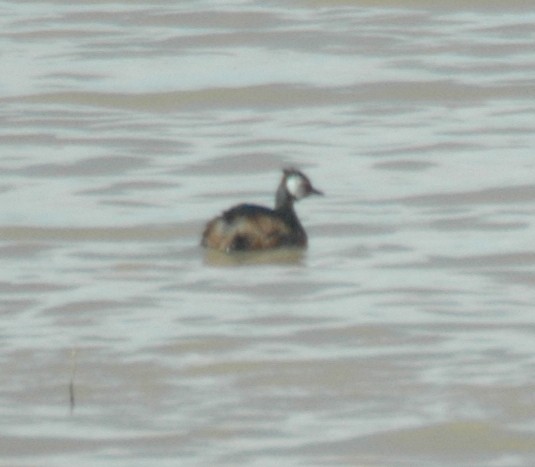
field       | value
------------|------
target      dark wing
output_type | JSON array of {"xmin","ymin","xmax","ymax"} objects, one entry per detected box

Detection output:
[{"xmin": 221, "ymin": 204, "xmax": 275, "ymax": 222}]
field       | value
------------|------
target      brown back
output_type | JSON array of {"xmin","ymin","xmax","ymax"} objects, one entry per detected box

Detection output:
[{"xmin": 202, "ymin": 212, "xmax": 305, "ymax": 252}]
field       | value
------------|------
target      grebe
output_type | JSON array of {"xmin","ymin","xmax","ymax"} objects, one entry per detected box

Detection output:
[{"xmin": 201, "ymin": 168, "xmax": 322, "ymax": 252}]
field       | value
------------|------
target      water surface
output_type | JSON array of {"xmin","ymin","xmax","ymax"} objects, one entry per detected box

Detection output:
[{"xmin": 1, "ymin": 1, "xmax": 535, "ymax": 466}]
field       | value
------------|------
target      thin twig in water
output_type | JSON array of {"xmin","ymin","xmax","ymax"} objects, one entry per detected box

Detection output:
[{"xmin": 69, "ymin": 348, "xmax": 77, "ymax": 414}]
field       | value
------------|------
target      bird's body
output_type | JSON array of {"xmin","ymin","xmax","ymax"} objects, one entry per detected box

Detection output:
[{"xmin": 201, "ymin": 169, "xmax": 322, "ymax": 252}]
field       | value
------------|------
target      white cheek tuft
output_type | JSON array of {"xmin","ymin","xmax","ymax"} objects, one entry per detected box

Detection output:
[{"xmin": 286, "ymin": 175, "xmax": 305, "ymax": 199}]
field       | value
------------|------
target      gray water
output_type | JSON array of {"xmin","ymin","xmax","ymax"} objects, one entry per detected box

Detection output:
[{"xmin": 1, "ymin": 1, "xmax": 535, "ymax": 466}]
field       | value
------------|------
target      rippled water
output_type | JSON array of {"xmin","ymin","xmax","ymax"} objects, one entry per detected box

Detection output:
[{"xmin": 2, "ymin": 1, "xmax": 535, "ymax": 466}]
